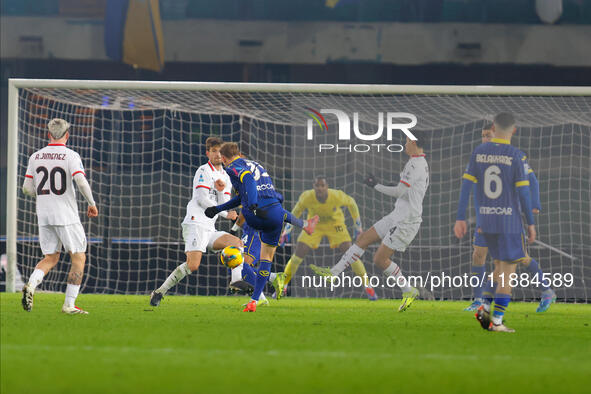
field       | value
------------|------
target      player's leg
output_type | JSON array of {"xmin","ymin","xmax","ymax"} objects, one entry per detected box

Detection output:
[
  {"xmin": 464, "ymin": 232, "xmax": 488, "ymax": 311},
  {"xmin": 373, "ymin": 242, "xmax": 418, "ymax": 312},
  {"xmin": 519, "ymin": 253, "xmax": 556, "ymax": 312},
  {"xmin": 62, "ymin": 252, "xmax": 88, "ymax": 314},
  {"xmin": 284, "ymin": 240, "xmax": 313, "ymax": 286},
  {"xmin": 312, "ymin": 226, "xmax": 381, "ymax": 278},
  {"xmin": 150, "ymin": 224, "xmax": 206, "ymax": 306},
  {"xmin": 337, "ymin": 240, "xmax": 377, "ymax": 301},
  {"xmin": 489, "ymin": 260, "xmax": 517, "ymax": 332},
  {"xmin": 22, "ymin": 225, "xmax": 62, "ymax": 311}
]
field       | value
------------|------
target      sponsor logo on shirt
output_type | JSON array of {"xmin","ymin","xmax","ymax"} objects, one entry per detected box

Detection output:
[{"xmin": 479, "ymin": 206, "xmax": 513, "ymax": 215}]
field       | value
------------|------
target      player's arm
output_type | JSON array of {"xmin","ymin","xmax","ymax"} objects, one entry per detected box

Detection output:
[
  {"xmin": 454, "ymin": 154, "xmax": 478, "ymax": 238},
  {"xmin": 528, "ymin": 167, "xmax": 541, "ymax": 213},
  {"xmin": 22, "ymin": 176, "xmax": 36, "ymax": 198},
  {"xmin": 365, "ymin": 174, "xmax": 410, "ymax": 199},
  {"xmin": 339, "ymin": 191, "xmax": 362, "ymax": 237},
  {"xmin": 515, "ymin": 155, "xmax": 536, "ymax": 243},
  {"xmin": 215, "ymin": 179, "xmax": 237, "ymax": 220},
  {"xmin": 70, "ymin": 154, "xmax": 98, "ymax": 217},
  {"xmin": 22, "ymin": 158, "xmax": 36, "ymax": 198}
]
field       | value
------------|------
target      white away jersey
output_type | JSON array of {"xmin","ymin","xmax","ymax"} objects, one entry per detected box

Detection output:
[
  {"xmin": 182, "ymin": 161, "xmax": 232, "ymax": 229},
  {"xmin": 25, "ymin": 144, "xmax": 86, "ymax": 226},
  {"xmin": 392, "ymin": 155, "xmax": 429, "ymax": 224}
]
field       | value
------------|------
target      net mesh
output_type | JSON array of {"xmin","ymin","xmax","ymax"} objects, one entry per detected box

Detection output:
[{"xmin": 13, "ymin": 85, "xmax": 591, "ymax": 301}]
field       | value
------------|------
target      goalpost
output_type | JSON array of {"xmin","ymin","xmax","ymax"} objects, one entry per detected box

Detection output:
[{"xmin": 6, "ymin": 79, "xmax": 591, "ymax": 302}]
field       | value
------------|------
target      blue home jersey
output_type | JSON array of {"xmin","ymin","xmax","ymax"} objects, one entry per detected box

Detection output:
[
  {"xmin": 225, "ymin": 157, "xmax": 283, "ymax": 207},
  {"xmin": 463, "ymin": 138, "xmax": 530, "ymax": 234}
]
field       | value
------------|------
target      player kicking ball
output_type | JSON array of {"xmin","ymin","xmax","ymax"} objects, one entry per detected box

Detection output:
[
  {"xmin": 455, "ymin": 112, "xmax": 537, "ymax": 333},
  {"xmin": 282, "ymin": 176, "xmax": 377, "ymax": 300},
  {"xmin": 226, "ymin": 214, "xmax": 287, "ymax": 305},
  {"xmin": 204, "ymin": 142, "xmax": 317, "ymax": 312},
  {"xmin": 464, "ymin": 125, "xmax": 556, "ymax": 313},
  {"xmin": 150, "ymin": 137, "xmax": 242, "ymax": 306},
  {"xmin": 312, "ymin": 131, "xmax": 430, "ymax": 312},
  {"xmin": 21, "ymin": 118, "xmax": 98, "ymax": 314}
]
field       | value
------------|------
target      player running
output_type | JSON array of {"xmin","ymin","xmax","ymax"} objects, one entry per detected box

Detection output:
[
  {"xmin": 455, "ymin": 112, "xmax": 537, "ymax": 333},
  {"xmin": 21, "ymin": 118, "xmax": 98, "ymax": 314},
  {"xmin": 312, "ymin": 131, "xmax": 430, "ymax": 312},
  {"xmin": 150, "ymin": 137, "xmax": 242, "ymax": 306},
  {"xmin": 464, "ymin": 124, "xmax": 556, "ymax": 313},
  {"xmin": 204, "ymin": 142, "xmax": 317, "ymax": 312},
  {"xmin": 280, "ymin": 176, "xmax": 377, "ymax": 300}
]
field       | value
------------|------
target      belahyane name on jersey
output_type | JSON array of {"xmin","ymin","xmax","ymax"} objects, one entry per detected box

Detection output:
[{"xmin": 475, "ymin": 154, "xmax": 513, "ymax": 166}]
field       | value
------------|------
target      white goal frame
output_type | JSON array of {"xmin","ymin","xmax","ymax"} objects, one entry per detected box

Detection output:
[{"xmin": 6, "ymin": 78, "xmax": 591, "ymax": 292}]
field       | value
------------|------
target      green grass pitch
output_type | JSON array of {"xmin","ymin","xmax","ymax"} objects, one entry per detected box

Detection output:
[{"xmin": 2, "ymin": 293, "xmax": 590, "ymax": 394}]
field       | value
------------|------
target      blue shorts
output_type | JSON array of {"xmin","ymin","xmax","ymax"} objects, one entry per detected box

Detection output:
[
  {"xmin": 241, "ymin": 222, "xmax": 261, "ymax": 266},
  {"xmin": 473, "ymin": 229, "xmax": 488, "ymax": 248},
  {"xmin": 243, "ymin": 199, "xmax": 285, "ymax": 247},
  {"xmin": 481, "ymin": 233, "xmax": 527, "ymax": 263}
]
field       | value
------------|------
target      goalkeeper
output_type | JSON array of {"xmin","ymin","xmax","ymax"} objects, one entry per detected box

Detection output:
[{"xmin": 280, "ymin": 176, "xmax": 377, "ymax": 300}]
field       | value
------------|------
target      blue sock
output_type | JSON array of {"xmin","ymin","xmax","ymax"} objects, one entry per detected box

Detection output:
[
  {"xmin": 471, "ymin": 265, "xmax": 486, "ymax": 300},
  {"xmin": 252, "ymin": 259, "xmax": 272, "ymax": 302},
  {"xmin": 525, "ymin": 258, "xmax": 551, "ymax": 292},
  {"xmin": 492, "ymin": 294, "xmax": 511, "ymax": 324},
  {"xmin": 483, "ymin": 281, "xmax": 497, "ymax": 305},
  {"xmin": 241, "ymin": 263, "xmax": 258, "ymax": 286},
  {"xmin": 284, "ymin": 211, "xmax": 304, "ymax": 229}
]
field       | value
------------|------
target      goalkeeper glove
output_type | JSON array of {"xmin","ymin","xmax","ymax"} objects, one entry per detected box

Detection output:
[
  {"xmin": 353, "ymin": 219, "xmax": 363, "ymax": 240},
  {"xmin": 204, "ymin": 206, "xmax": 219, "ymax": 218},
  {"xmin": 364, "ymin": 174, "xmax": 378, "ymax": 188}
]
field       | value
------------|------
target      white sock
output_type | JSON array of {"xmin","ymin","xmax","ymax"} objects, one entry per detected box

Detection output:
[
  {"xmin": 230, "ymin": 264, "xmax": 244, "ymax": 283},
  {"xmin": 65, "ymin": 284, "xmax": 80, "ymax": 307},
  {"xmin": 492, "ymin": 315, "xmax": 503, "ymax": 325},
  {"xmin": 259, "ymin": 293, "xmax": 267, "ymax": 302},
  {"xmin": 269, "ymin": 273, "xmax": 277, "ymax": 282},
  {"xmin": 331, "ymin": 244, "xmax": 364, "ymax": 276},
  {"xmin": 158, "ymin": 262, "xmax": 191, "ymax": 294},
  {"xmin": 28, "ymin": 268, "xmax": 45, "ymax": 290},
  {"xmin": 383, "ymin": 261, "xmax": 412, "ymax": 293}
]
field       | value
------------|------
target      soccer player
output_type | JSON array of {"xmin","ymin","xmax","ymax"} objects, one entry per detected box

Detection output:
[
  {"xmin": 149, "ymin": 137, "xmax": 241, "ymax": 306},
  {"xmin": 227, "ymin": 214, "xmax": 286, "ymax": 305},
  {"xmin": 204, "ymin": 142, "xmax": 317, "ymax": 312},
  {"xmin": 464, "ymin": 125, "xmax": 556, "ymax": 313},
  {"xmin": 281, "ymin": 176, "xmax": 377, "ymax": 300},
  {"xmin": 21, "ymin": 118, "xmax": 98, "ymax": 314},
  {"xmin": 312, "ymin": 132, "xmax": 430, "ymax": 312},
  {"xmin": 455, "ymin": 112, "xmax": 537, "ymax": 333}
]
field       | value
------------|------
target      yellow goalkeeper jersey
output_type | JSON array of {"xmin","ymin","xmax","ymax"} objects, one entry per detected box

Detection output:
[{"xmin": 291, "ymin": 189, "xmax": 360, "ymax": 226}]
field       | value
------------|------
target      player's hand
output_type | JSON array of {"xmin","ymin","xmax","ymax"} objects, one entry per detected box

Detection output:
[
  {"xmin": 454, "ymin": 220, "xmax": 467, "ymax": 239},
  {"xmin": 364, "ymin": 174, "xmax": 378, "ymax": 188},
  {"xmin": 204, "ymin": 206, "xmax": 219, "ymax": 218},
  {"xmin": 214, "ymin": 179, "xmax": 226, "ymax": 192},
  {"xmin": 532, "ymin": 208, "xmax": 540, "ymax": 214},
  {"xmin": 226, "ymin": 210, "xmax": 238, "ymax": 220},
  {"xmin": 87, "ymin": 205, "xmax": 98, "ymax": 218},
  {"xmin": 527, "ymin": 225, "xmax": 536, "ymax": 244}
]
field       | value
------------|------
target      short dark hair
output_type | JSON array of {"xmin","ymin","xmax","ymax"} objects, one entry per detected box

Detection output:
[
  {"xmin": 205, "ymin": 136, "xmax": 224, "ymax": 151},
  {"xmin": 493, "ymin": 112, "xmax": 515, "ymax": 132},
  {"xmin": 314, "ymin": 175, "xmax": 328, "ymax": 185},
  {"xmin": 410, "ymin": 130, "xmax": 429, "ymax": 149},
  {"xmin": 220, "ymin": 142, "xmax": 240, "ymax": 158}
]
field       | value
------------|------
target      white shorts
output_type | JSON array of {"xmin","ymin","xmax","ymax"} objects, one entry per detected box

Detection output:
[
  {"xmin": 39, "ymin": 223, "xmax": 87, "ymax": 255},
  {"xmin": 182, "ymin": 223, "xmax": 228, "ymax": 253},
  {"xmin": 373, "ymin": 212, "xmax": 421, "ymax": 252}
]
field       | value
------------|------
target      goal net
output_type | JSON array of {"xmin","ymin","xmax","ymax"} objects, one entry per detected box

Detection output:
[{"xmin": 7, "ymin": 80, "xmax": 591, "ymax": 302}]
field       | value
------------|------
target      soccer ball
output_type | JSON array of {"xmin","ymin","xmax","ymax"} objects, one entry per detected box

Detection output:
[{"xmin": 220, "ymin": 246, "xmax": 244, "ymax": 269}]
